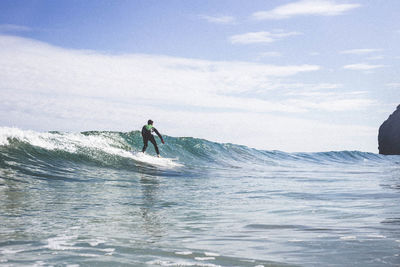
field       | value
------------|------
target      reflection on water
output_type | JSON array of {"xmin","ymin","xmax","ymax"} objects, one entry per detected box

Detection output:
[{"xmin": 139, "ymin": 174, "xmax": 165, "ymax": 242}]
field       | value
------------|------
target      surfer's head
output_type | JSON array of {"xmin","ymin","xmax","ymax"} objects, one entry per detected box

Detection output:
[{"xmin": 148, "ymin": 119, "xmax": 153, "ymax": 125}]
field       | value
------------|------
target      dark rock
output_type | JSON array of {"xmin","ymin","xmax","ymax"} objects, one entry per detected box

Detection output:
[{"xmin": 378, "ymin": 105, "xmax": 400, "ymax": 155}]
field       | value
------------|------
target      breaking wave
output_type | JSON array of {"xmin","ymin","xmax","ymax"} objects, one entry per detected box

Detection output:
[{"xmin": 0, "ymin": 127, "xmax": 396, "ymax": 176}]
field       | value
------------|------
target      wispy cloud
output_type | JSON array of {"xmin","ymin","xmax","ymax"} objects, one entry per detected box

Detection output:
[
  {"xmin": 252, "ymin": 0, "xmax": 361, "ymax": 20},
  {"xmin": 277, "ymin": 83, "xmax": 373, "ymax": 112},
  {"xmin": 230, "ymin": 30, "xmax": 301, "ymax": 44},
  {"xmin": 340, "ymin": 48, "xmax": 382, "ymax": 55},
  {"xmin": 0, "ymin": 34, "xmax": 319, "ymax": 115},
  {"xmin": 343, "ymin": 63, "xmax": 385, "ymax": 71},
  {"xmin": 284, "ymin": 87, "xmax": 374, "ymax": 112},
  {"xmin": 199, "ymin": 15, "xmax": 236, "ymax": 24},
  {"xmin": 0, "ymin": 24, "xmax": 31, "ymax": 33}
]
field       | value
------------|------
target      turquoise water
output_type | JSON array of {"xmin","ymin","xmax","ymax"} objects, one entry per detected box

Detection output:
[{"xmin": 1, "ymin": 127, "xmax": 400, "ymax": 266}]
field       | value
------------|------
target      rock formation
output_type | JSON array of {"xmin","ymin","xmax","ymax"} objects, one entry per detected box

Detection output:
[{"xmin": 378, "ymin": 105, "xmax": 400, "ymax": 155}]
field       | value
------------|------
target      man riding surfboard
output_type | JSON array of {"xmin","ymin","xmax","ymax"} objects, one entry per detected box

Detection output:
[{"xmin": 141, "ymin": 119, "xmax": 164, "ymax": 157}]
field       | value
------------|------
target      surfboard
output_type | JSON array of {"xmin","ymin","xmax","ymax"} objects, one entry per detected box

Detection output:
[{"xmin": 129, "ymin": 151, "xmax": 182, "ymax": 168}]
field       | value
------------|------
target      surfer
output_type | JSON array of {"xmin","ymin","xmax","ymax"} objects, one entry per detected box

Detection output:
[{"xmin": 141, "ymin": 120, "xmax": 165, "ymax": 157}]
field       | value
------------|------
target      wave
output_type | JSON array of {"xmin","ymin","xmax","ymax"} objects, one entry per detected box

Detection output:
[{"xmin": 0, "ymin": 127, "xmax": 397, "ymax": 175}]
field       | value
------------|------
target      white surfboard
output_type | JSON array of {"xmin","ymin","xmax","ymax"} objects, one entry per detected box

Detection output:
[{"xmin": 129, "ymin": 151, "xmax": 182, "ymax": 168}]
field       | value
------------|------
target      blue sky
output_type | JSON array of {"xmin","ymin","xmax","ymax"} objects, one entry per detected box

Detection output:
[{"xmin": 0, "ymin": 0, "xmax": 399, "ymax": 152}]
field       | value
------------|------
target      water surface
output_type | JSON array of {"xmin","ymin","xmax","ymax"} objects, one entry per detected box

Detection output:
[{"xmin": 1, "ymin": 128, "xmax": 399, "ymax": 266}]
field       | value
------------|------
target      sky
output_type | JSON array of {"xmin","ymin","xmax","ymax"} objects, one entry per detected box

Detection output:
[{"xmin": 0, "ymin": 0, "xmax": 399, "ymax": 152}]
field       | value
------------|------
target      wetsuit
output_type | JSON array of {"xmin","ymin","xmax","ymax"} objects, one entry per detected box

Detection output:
[{"xmin": 141, "ymin": 124, "xmax": 163, "ymax": 155}]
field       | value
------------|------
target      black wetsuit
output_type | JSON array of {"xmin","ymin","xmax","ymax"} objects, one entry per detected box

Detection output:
[{"xmin": 141, "ymin": 125, "xmax": 163, "ymax": 155}]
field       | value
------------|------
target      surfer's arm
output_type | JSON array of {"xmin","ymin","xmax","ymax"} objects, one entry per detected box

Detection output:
[{"xmin": 153, "ymin": 128, "xmax": 164, "ymax": 143}]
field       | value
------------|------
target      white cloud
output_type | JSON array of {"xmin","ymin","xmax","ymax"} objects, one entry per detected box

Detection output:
[
  {"xmin": 340, "ymin": 48, "xmax": 382, "ymax": 55},
  {"xmin": 281, "ymin": 84, "xmax": 374, "ymax": 112},
  {"xmin": 253, "ymin": 0, "xmax": 361, "ymax": 20},
  {"xmin": 343, "ymin": 63, "xmax": 385, "ymax": 70},
  {"xmin": 199, "ymin": 15, "xmax": 235, "ymax": 24},
  {"xmin": 0, "ymin": 34, "xmax": 320, "ymax": 115},
  {"xmin": 230, "ymin": 31, "xmax": 301, "ymax": 44},
  {"xmin": 0, "ymin": 35, "xmax": 378, "ymax": 152}
]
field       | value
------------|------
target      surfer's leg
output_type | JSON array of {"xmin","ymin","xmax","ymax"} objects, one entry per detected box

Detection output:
[
  {"xmin": 142, "ymin": 136, "xmax": 149, "ymax": 152},
  {"xmin": 149, "ymin": 136, "xmax": 160, "ymax": 155}
]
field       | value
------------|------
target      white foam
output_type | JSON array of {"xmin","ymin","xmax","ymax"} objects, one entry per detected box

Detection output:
[
  {"xmin": 0, "ymin": 127, "xmax": 182, "ymax": 169},
  {"xmin": 46, "ymin": 235, "xmax": 79, "ymax": 250},
  {"xmin": 78, "ymin": 253, "xmax": 100, "ymax": 257},
  {"xmin": 102, "ymin": 248, "xmax": 115, "ymax": 256},
  {"xmin": 0, "ymin": 127, "xmax": 58, "ymax": 149},
  {"xmin": 340, "ymin": 236, "xmax": 357, "ymax": 240},
  {"xmin": 146, "ymin": 260, "xmax": 221, "ymax": 267},
  {"xmin": 0, "ymin": 127, "xmax": 119, "ymax": 154},
  {"xmin": 288, "ymin": 239, "xmax": 303, "ymax": 242},
  {"xmin": 195, "ymin": 257, "xmax": 215, "ymax": 261},
  {"xmin": 32, "ymin": 261, "xmax": 46, "ymax": 267},
  {"xmin": 89, "ymin": 239, "xmax": 106, "ymax": 247},
  {"xmin": 366, "ymin": 234, "xmax": 386, "ymax": 239},
  {"xmin": 204, "ymin": 252, "xmax": 219, "ymax": 257},
  {"xmin": 0, "ymin": 248, "xmax": 24, "ymax": 254}
]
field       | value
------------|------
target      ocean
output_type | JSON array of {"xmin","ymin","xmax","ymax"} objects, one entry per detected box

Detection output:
[{"xmin": 0, "ymin": 127, "xmax": 399, "ymax": 266}]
